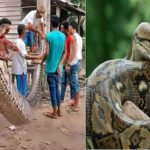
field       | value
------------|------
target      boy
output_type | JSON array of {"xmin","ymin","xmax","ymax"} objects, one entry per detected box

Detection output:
[{"xmin": 12, "ymin": 24, "xmax": 43, "ymax": 96}]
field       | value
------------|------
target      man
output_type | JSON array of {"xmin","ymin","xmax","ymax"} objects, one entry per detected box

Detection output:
[
  {"xmin": 66, "ymin": 21, "xmax": 83, "ymax": 112},
  {"xmin": 0, "ymin": 18, "xmax": 12, "ymax": 36},
  {"xmin": 12, "ymin": 24, "xmax": 43, "ymax": 96},
  {"xmin": 42, "ymin": 15, "xmax": 66, "ymax": 119},
  {"xmin": 60, "ymin": 22, "xmax": 74, "ymax": 104},
  {"xmin": 0, "ymin": 19, "xmax": 19, "ymax": 60},
  {"xmin": 0, "ymin": 18, "xmax": 20, "ymax": 84},
  {"xmin": 20, "ymin": 5, "xmax": 46, "ymax": 51}
]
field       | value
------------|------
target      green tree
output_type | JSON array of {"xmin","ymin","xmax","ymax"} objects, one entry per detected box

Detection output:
[
  {"xmin": 71, "ymin": 0, "xmax": 85, "ymax": 10},
  {"xmin": 87, "ymin": 0, "xmax": 150, "ymax": 76}
]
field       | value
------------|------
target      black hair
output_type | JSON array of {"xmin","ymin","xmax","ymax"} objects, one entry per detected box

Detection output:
[
  {"xmin": 69, "ymin": 21, "xmax": 78, "ymax": 30},
  {"xmin": 0, "ymin": 18, "xmax": 12, "ymax": 25},
  {"xmin": 62, "ymin": 21, "xmax": 69, "ymax": 30},
  {"xmin": 17, "ymin": 24, "xmax": 25, "ymax": 35},
  {"xmin": 51, "ymin": 15, "xmax": 59, "ymax": 28}
]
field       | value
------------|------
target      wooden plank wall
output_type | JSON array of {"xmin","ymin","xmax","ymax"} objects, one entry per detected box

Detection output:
[{"xmin": 0, "ymin": 0, "xmax": 21, "ymax": 42}]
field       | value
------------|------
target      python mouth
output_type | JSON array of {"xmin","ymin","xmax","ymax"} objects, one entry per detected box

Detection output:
[{"xmin": 136, "ymin": 38, "xmax": 150, "ymax": 52}]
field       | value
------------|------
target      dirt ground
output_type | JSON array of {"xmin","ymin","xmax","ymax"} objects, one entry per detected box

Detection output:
[
  {"xmin": 0, "ymin": 87, "xmax": 85, "ymax": 150},
  {"xmin": 0, "ymin": 52, "xmax": 86, "ymax": 150}
]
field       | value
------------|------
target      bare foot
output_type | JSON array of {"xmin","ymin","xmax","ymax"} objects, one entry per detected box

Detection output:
[
  {"xmin": 43, "ymin": 112, "xmax": 57, "ymax": 119},
  {"xmin": 57, "ymin": 111, "xmax": 63, "ymax": 117}
]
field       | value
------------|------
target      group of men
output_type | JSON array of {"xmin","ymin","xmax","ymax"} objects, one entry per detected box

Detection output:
[{"xmin": 0, "ymin": 4, "xmax": 83, "ymax": 119}]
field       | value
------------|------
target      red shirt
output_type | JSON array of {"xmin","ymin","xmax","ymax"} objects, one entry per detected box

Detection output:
[{"xmin": 65, "ymin": 34, "xmax": 73, "ymax": 63}]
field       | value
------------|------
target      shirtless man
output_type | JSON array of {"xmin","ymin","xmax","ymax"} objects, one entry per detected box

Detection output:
[
  {"xmin": 0, "ymin": 18, "xmax": 12, "ymax": 37},
  {"xmin": 0, "ymin": 19, "xmax": 19, "ymax": 61}
]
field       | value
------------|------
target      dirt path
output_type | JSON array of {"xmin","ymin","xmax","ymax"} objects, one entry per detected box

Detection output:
[{"xmin": 0, "ymin": 89, "xmax": 85, "ymax": 150}]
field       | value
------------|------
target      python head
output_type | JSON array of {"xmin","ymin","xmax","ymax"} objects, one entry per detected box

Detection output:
[{"xmin": 127, "ymin": 22, "xmax": 150, "ymax": 61}]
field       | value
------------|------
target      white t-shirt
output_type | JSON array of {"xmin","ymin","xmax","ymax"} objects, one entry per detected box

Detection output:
[
  {"xmin": 70, "ymin": 32, "xmax": 83, "ymax": 66},
  {"xmin": 12, "ymin": 38, "xmax": 28, "ymax": 75},
  {"xmin": 20, "ymin": 10, "xmax": 44, "ymax": 29}
]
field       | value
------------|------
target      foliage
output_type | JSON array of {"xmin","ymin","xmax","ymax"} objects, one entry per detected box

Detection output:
[
  {"xmin": 87, "ymin": 0, "xmax": 150, "ymax": 76},
  {"xmin": 71, "ymin": 0, "xmax": 85, "ymax": 10}
]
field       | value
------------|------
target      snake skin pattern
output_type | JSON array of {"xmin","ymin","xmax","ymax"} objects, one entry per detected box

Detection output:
[
  {"xmin": 0, "ymin": 61, "xmax": 42, "ymax": 125},
  {"xmin": 86, "ymin": 22, "xmax": 150, "ymax": 149}
]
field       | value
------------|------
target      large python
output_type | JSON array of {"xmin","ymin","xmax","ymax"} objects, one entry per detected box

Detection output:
[
  {"xmin": 86, "ymin": 22, "xmax": 150, "ymax": 149},
  {"xmin": 0, "ymin": 61, "xmax": 42, "ymax": 125}
]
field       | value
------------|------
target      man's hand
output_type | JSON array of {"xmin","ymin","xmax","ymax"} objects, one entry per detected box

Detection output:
[
  {"xmin": 65, "ymin": 65, "xmax": 71, "ymax": 73},
  {"xmin": 37, "ymin": 30, "xmax": 45, "ymax": 39},
  {"xmin": 27, "ymin": 53, "xmax": 44, "ymax": 64},
  {"xmin": 57, "ymin": 65, "xmax": 60, "ymax": 75},
  {"xmin": 38, "ymin": 59, "xmax": 44, "ymax": 64},
  {"xmin": 36, "ymin": 54, "xmax": 44, "ymax": 64},
  {"xmin": 31, "ymin": 45, "xmax": 38, "ymax": 52},
  {"xmin": 27, "ymin": 23, "xmax": 33, "ymax": 30},
  {"xmin": 57, "ymin": 64, "xmax": 64, "ymax": 75},
  {"xmin": 38, "ymin": 54, "xmax": 44, "ymax": 59},
  {"xmin": 0, "ymin": 55, "xmax": 11, "ymax": 61}
]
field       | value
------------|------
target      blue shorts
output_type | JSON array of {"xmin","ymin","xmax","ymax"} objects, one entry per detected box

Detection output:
[
  {"xmin": 16, "ymin": 74, "xmax": 28, "ymax": 97},
  {"xmin": 24, "ymin": 31, "xmax": 35, "ymax": 47}
]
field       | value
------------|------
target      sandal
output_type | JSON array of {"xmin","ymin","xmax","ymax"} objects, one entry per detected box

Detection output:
[
  {"xmin": 71, "ymin": 107, "xmax": 80, "ymax": 112},
  {"xmin": 67, "ymin": 103, "xmax": 74, "ymax": 107}
]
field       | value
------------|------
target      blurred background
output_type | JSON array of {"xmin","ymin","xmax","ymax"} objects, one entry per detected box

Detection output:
[{"xmin": 87, "ymin": 0, "xmax": 150, "ymax": 76}]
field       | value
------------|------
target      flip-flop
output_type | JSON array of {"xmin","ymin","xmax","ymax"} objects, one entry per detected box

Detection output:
[
  {"xmin": 43, "ymin": 112, "xmax": 57, "ymax": 119},
  {"xmin": 66, "ymin": 107, "xmax": 72, "ymax": 113},
  {"xmin": 71, "ymin": 107, "xmax": 80, "ymax": 112},
  {"xmin": 67, "ymin": 104, "xmax": 74, "ymax": 108}
]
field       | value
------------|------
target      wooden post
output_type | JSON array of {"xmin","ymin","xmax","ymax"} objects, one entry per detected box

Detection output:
[
  {"xmin": 47, "ymin": 0, "xmax": 51, "ymax": 31},
  {"xmin": 56, "ymin": 6, "xmax": 61, "ymax": 17},
  {"xmin": 78, "ymin": 15, "xmax": 81, "ymax": 34}
]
